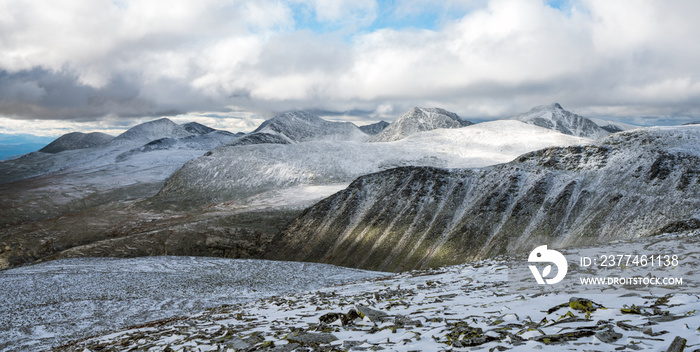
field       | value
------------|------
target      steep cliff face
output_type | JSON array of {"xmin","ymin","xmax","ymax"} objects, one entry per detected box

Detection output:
[{"xmin": 269, "ymin": 126, "xmax": 700, "ymax": 272}]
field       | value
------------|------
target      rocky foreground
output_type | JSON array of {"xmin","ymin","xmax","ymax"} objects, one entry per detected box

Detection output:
[{"xmin": 52, "ymin": 233, "xmax": 700, "ymax": 351}]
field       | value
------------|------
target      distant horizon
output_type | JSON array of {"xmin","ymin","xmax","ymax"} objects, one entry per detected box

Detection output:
[{"xmin": 0, "ymin": 102, "xmax": 678, "ymax": 139}]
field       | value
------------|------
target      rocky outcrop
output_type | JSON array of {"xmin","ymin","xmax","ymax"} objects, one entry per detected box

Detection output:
[{"xmin": 269, "ymin": 126, "xmax": 700, "ymax": 271}]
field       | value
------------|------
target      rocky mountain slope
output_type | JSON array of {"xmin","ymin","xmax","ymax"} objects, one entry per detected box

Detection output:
[
  {"xmin": 153, "ymin": 120, "xmax": 588, "ymax": 208},
  {"xmin": 39, "ymin": 132, "xmax": 114, "ymax": 153},
  {"xmin": 269, "ymin": 125, "xmax": 700, "ymax": 272},
  {"xmin": 370, "ymin": 107, "xmax": 472, "ymax": 142},
  {"xmin": 48, "ymin": 230, "xmax": 700, "ymax": 352},
  {"xmin": 511, "ymin": 103, "xmax": 611, "ymax": 139}
]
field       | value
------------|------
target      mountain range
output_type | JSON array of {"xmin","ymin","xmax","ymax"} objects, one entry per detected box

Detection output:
[
  {"xmin": 2, "ymin": 103, "xmax": 687, "ymax": 272},
  {"xmin": 153, "ymin": 119, "xmax": 588, "ymax": 209},
  {"xmin": 2, "ymin": 102, "xmax": 699, "ymax": 352},
  {"xmin": 267, "ymin": 126, "xmax": 700, "ymax": 271}
]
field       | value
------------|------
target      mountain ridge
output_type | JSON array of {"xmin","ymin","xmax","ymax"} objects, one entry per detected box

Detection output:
[{"xmin": 267, "ymin": 125, "xmax": 700, "ymax": 271}]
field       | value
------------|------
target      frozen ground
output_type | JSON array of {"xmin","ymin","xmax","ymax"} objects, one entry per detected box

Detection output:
[
  {"xmin": 0, "ymin": 257, "xmax": 388, "ymax": 351},
  {"xmin": 51, "ymin": 231, "xmax": 700, "ymax": 351}
]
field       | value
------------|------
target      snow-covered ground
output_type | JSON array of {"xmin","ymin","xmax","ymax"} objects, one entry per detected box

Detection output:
[
  {"xmin": 158, "ymin": 120, "xmax": 591, "ymax": 207},
  {"xmin": 0, "ymin": 257, "xmax": 388, "ymax": 351},
  {"xmin": 40, "ymin": 230, "xmax": 700, "ymax": 352}
]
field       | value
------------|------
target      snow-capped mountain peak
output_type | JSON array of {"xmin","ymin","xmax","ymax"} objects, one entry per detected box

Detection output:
[
  {"xmin": 511, "ymin": 103, "xmax": 610, "ymax": 139},
  {"xmin": 370, "ymin": 107, "xmax": 473, "ymax": 142}
]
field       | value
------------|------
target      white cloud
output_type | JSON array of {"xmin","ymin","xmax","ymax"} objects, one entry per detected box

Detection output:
[
  {"xmin": 375, "ymin": 103, "xmax": 393, "ymax": 115},
  {"xmin": 1, "ymin": 0, "xmax": 700, "ymax": 130}
]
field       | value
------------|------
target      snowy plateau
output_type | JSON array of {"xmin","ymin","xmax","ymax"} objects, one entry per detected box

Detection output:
[
  {"xmin": 0, "ymin": 257, "xmax": 387, "ymax": 351},
  {"xmin": 1, "ymin": 103, "xmax": 699, "ymax": 351}
]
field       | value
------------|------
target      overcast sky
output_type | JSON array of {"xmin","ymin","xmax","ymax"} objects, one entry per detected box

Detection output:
[{"xmin": 1, "ymin": 0, "xmax": 700, "ymax": 136}]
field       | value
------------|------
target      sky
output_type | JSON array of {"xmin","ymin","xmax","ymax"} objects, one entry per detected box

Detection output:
[{"xmin": 1, "ymin": 0, "xmax": 700, "ymax": 136}]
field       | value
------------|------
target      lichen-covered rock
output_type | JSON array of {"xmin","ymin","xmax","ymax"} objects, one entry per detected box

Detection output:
[
  {"xmin": 569, "ymin": 297, "xmax": 604, "ymax": 313},
  {"xmin": 595, "ymin": 329, "xmax": 623, "ymax": 343},
  {"xmin": 532, "ymin": 330, "xmax": 596, "ymax": 344},
  {"xmin": 285, "ymin": 331, "xmax": 338, "ymax": 346},
  {"xmin": 356, "ymin": 305, "xmax": 390, "ymax": 323},
  {"xmin": 666, "ymin": 336, "xmax": 687, "ymax": 352}
]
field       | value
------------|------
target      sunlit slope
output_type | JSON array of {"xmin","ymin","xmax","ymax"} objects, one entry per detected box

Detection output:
[
  {"xmin": 155, "ymin": 120, "xmax": 590, "ymax": 208},
  {"xmin": 269, "ymin": 126, "xmax": 700, "ymax": 271}
]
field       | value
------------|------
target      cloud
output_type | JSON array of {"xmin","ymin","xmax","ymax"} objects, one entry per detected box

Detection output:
[
  {"xmin": 1, "ymin": 0, "xmax": 700, "ymax": 131},
  {"xmin": 0, "ymin": 68, "xmax": 184, "ymax": 119}
]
